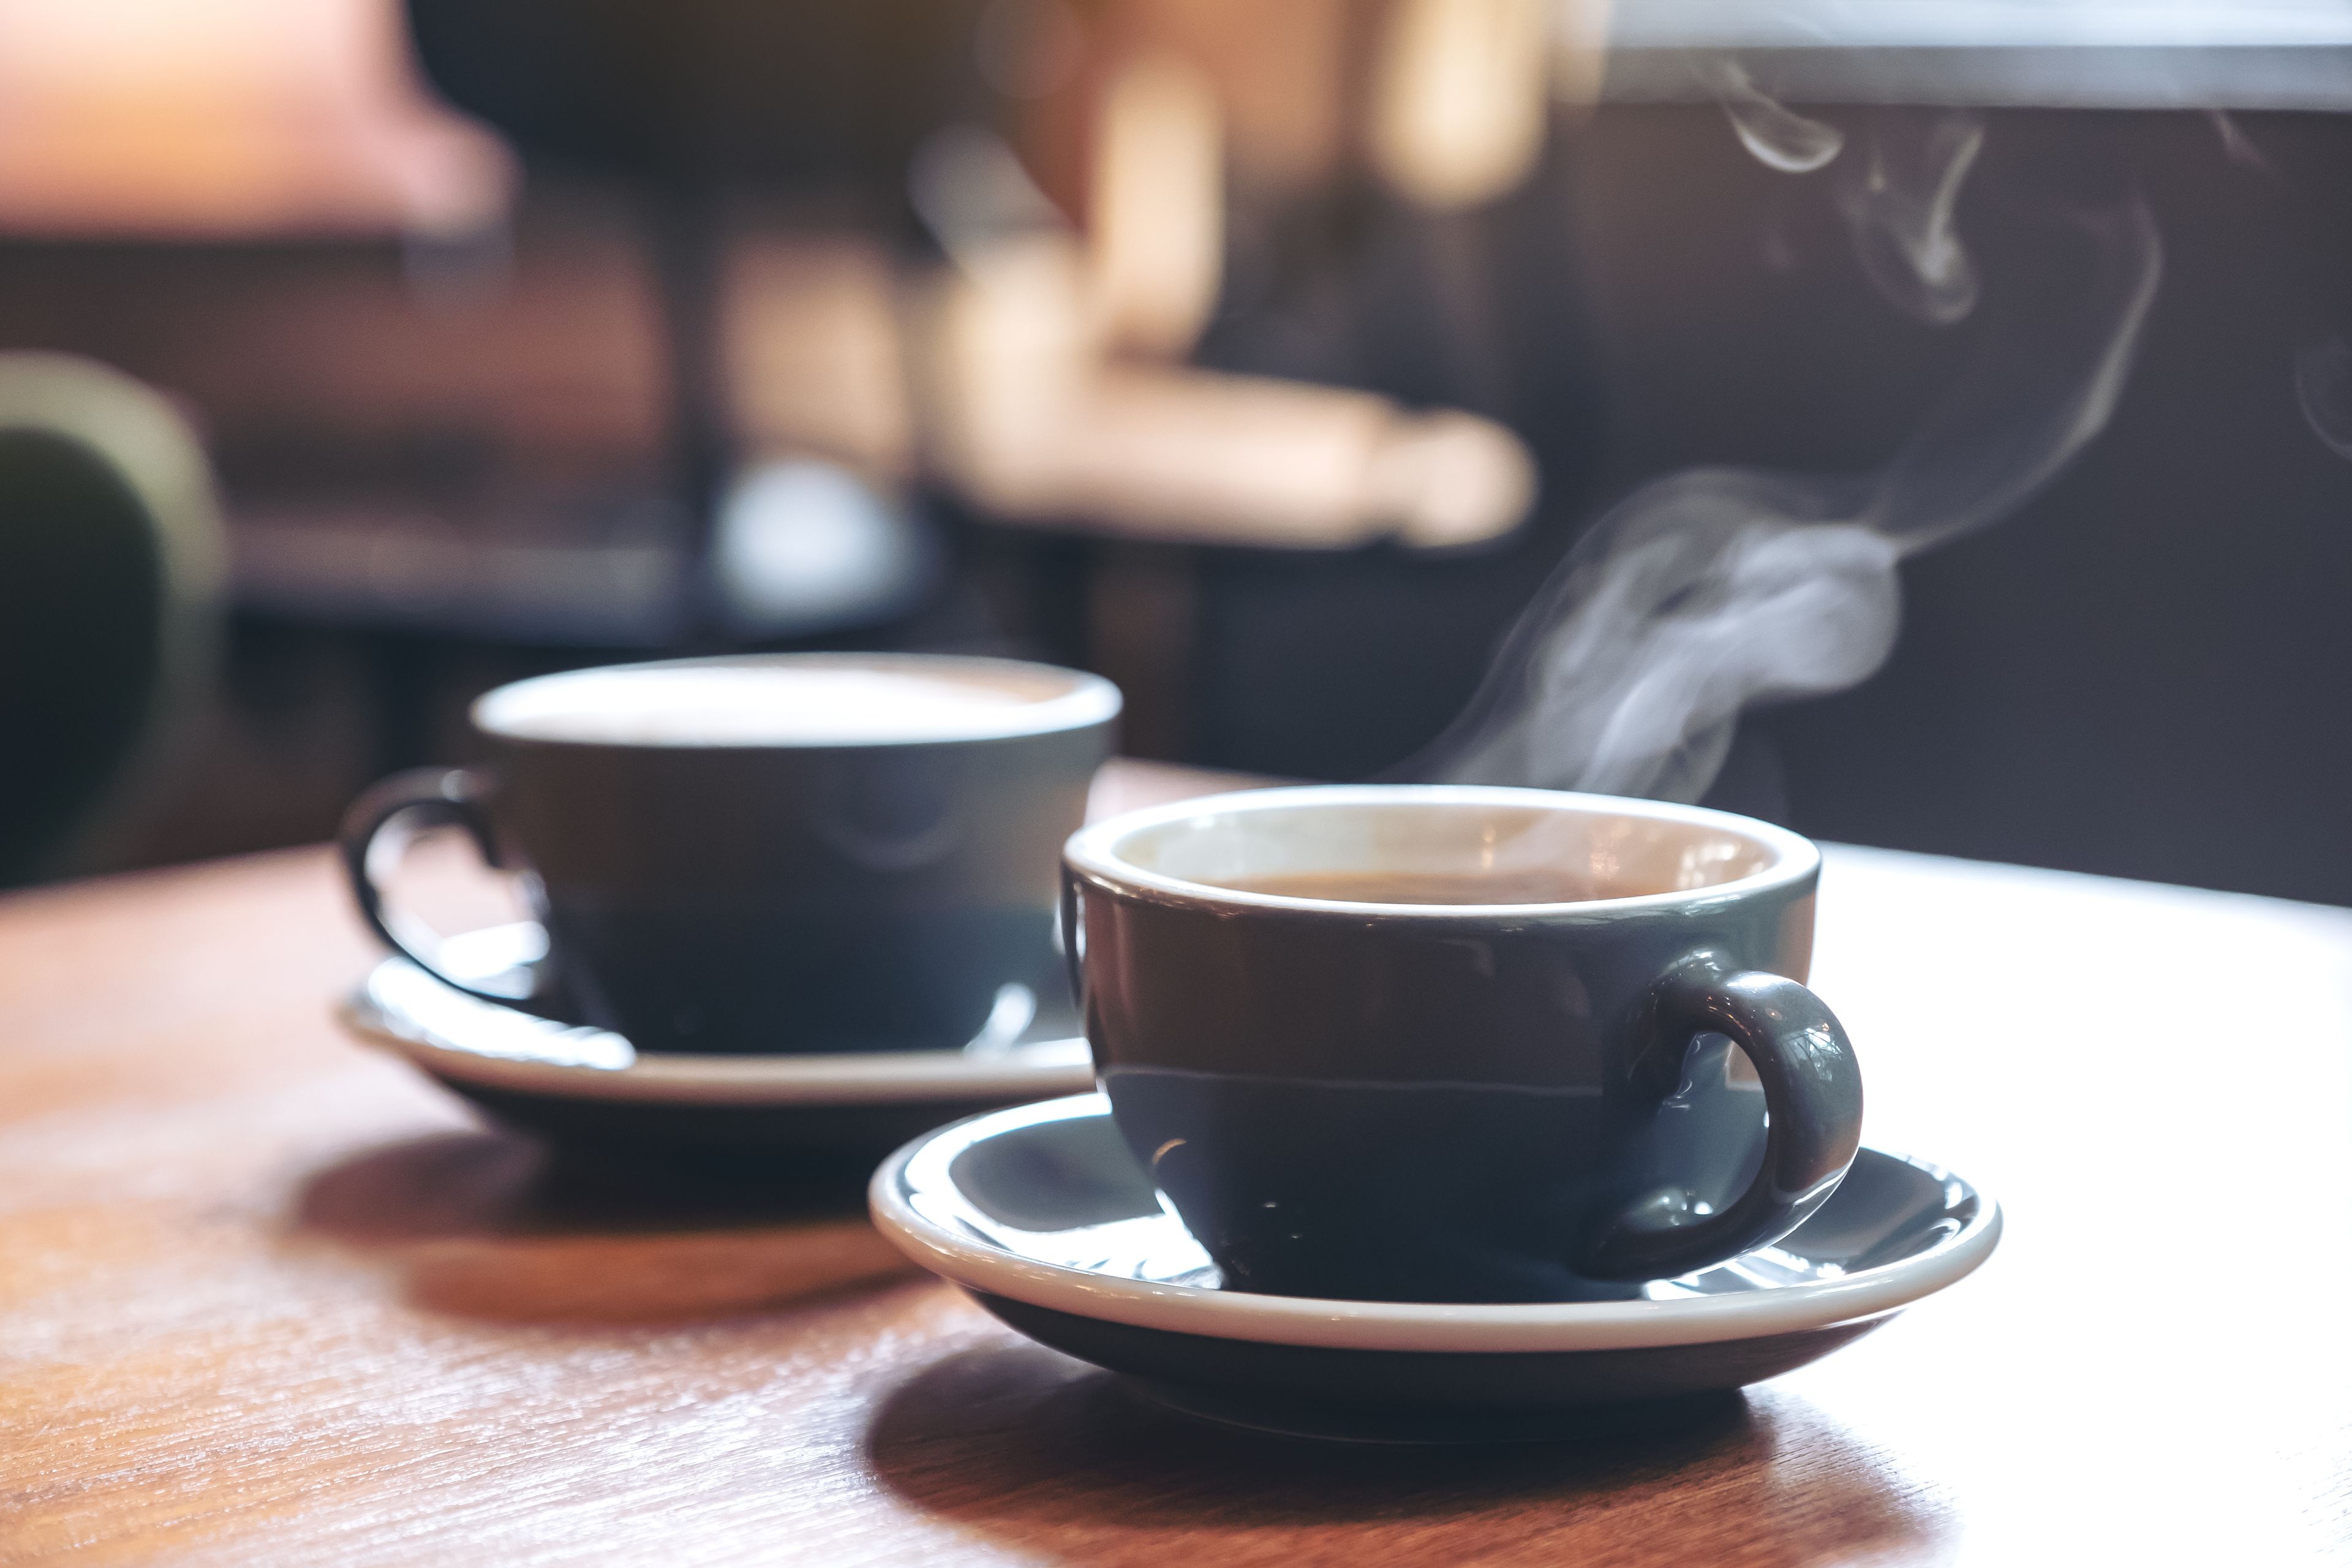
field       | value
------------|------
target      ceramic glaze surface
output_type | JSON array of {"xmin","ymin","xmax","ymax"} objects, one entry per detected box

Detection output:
[
  {"xmin": 343, "ymin": 653, "xmax": 1117, "ymax": 1054},
  {"xmin": 1063, "ymin": 787, "xmax": 1863, "ymax": 1300},
  {"xmin": 871, "ymin": 1095, "xmax": 1999, "ymax": 1441},
  {"xmin": 883, "ymin": 1096, "xmax": 1986, "ymax": 1317},
  {"xmin": 971, "ymin": 1298, "xmax": 1893, "ymax": 1442},
  {"xmin": 343, "ymin": 949, "xmax": 1095, "ymax": 1155},
  {"xmin": 1099, "ymin": 1051, "xmax": 1774, "ymax": 1302}
]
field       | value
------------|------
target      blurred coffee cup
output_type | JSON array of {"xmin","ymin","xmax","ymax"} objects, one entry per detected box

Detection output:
[{"xmin": 344, "ymin": 652, "xmax": 1118, "ymax": 1054}]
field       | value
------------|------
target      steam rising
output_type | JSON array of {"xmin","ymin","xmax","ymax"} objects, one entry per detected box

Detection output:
[
  {"xmin": 2295, "ymin": 337, "xmax": 2352, "ymax": 461},
  {"xmin": 2208, "ymin": 110, "xmax": 2273, "ymax": 174},
  {"xmin": 1709, "ymin": 59, "xmax": 1844, "ymax": 174},
  {"xmin": 1837, "ymin": 114, "xmax": 1985, "ymax": 327},
  {"xmin": 1425, "ymin": 180, "xmax": 2163, "ymax": 803}
]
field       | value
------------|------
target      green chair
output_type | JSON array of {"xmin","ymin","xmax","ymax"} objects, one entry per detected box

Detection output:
[{"xmin": 0, "ymin": 353, "xmax": 225, "ymax": 886}]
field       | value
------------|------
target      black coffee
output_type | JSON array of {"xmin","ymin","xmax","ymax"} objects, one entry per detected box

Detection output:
[{"xmin": 1208, "ymin": 869, "xmax": 1668, "ymax": 905}]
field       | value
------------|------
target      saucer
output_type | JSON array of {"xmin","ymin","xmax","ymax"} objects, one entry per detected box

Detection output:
[
  {"xmin": 871, "ymin": 1094, "xmax": 2002, "ymax": 1443},
  {"xmin": 341, "ymin": 924, "xmax": 1096, "ymax": 1156}
]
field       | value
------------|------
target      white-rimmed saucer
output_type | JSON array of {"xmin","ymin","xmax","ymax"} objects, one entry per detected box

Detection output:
[
  {"xmin": 871, "ymin": 1093, "xmax": 2002, "ymax": 1442},
  {"xmin": 341, "ymin": 925, "xmax": 1095, "ymax": 1157}
]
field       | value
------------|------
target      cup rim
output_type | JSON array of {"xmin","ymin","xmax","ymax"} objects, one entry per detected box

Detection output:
[
  {"xmin": 470, "ymin": 651, "xmax": 1122, "ymax": 750},
  {"xmin": 1063, "ymin": 783, "xmax": 1819, "ymax": 917}
]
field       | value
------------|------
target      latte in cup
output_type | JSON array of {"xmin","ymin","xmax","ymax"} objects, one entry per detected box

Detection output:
[
  {"xmin": 1202, "ymin": 869, "xmax": 1679, "ymax": 905},
  {"xmin": 475, "ymin": 660, "xmax": 1112, "ymax": 747}
]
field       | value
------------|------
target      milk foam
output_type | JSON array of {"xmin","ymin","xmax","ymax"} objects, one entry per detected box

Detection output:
[{"xmin": 476, "ymin": 659, "xmax": 1116, "ymax": 745}]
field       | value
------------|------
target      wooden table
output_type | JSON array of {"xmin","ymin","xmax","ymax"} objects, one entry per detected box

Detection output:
[{"xmin": 5, "ymin": 761, "xmax": 2350, "ymax": 1564}]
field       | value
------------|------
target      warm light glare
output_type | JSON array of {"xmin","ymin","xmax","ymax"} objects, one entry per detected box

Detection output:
[
  {"xmin": 1371, "ymin": 0, "xmax": 1551, "ymax": 208},
  {"xmin": 0, "ymin": 0, "xmax": 511, "ymax": 236},
  {"xmin": 1087, "ymin": 51, "xmax": 1224, "ymax": 359}
]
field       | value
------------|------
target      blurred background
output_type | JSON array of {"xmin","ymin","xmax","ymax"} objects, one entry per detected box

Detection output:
[{"xmin": 6, "ymin": 0, "xmax": 2352, "ymax": 901}]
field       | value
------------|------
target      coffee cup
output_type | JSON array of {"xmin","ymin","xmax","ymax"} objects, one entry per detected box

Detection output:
[
  {"xmin": 342, "ymin": 652, "xmax": 1119, "ymax": 1054},
  {"xmin": 1061, "ymin": 785, "xmax": 1863, "ymax": 1302}
]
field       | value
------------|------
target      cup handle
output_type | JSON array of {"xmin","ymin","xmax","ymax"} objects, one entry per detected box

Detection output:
[
  {"xmin": 1581, "ymin": 952, "xmax": 1865, "ymax": 1282},
  {"xmin": 339, "ymin": 767, "xmax": 544, "ymax": 1008}
]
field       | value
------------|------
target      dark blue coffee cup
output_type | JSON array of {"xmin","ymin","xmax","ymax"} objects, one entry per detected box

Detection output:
[
  {"xmin": 342, "ymin": 653, "xmax": 1118, "ymax": 1054},
  {"xmin": 1062, "ymin": 785, "xmax": 1863, "ymax": 1303}
]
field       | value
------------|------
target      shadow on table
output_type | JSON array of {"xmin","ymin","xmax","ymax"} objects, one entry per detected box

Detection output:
[
  {"xmin": 287, "ymin": 1129, "xmax": 916, "ymax": 1326},
  {"xmin": 865, "ymin": 1343, "xmax": 1952, "ymax": 1562}
]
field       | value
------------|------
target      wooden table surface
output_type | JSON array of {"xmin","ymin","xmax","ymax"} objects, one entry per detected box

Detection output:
[{"xmin": 5, "ymin": 760, "xmax": 2351, "ymax": 1565}]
